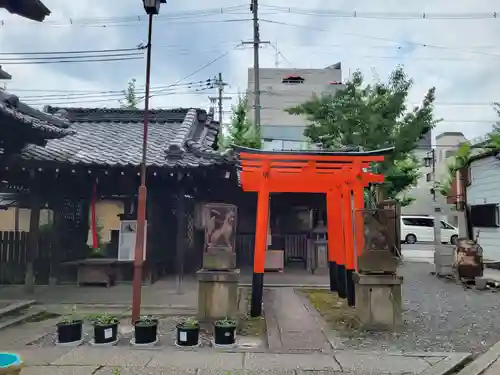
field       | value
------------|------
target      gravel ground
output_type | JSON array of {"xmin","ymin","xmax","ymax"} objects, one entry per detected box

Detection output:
[{"xmin": 334, "ymin": 262, "xmax": 500, "ymax": 355}]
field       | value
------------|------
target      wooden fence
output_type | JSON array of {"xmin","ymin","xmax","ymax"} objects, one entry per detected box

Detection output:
[
  {"xmin": 0, "ymin": 231, "xmax": 53, "ymax": 285},
  {"xmin": 235, "ymin": 232, "xmax": 309, "ymax": 268}
]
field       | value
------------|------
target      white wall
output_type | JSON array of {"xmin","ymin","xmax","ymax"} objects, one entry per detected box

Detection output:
[
  {"xmin": 466, "ymin": 155, "xmax": 500, "ymax": 262},
  {"xmin": 247, "ymin": 66, "xmax": 343, "ymax": 148}
]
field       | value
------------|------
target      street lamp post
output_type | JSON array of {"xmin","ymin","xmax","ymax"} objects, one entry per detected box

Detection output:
[{"xmin": 131, "ymin": 0, "xmax": 166, "ymax": 324}]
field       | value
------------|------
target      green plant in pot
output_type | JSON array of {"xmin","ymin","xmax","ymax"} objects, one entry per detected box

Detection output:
[
  {"xmin": 214, "ymin": 317, "xmax": 237, "ymax": 346},
  {"xmin": 86, "ymin": 313, "xmax": 119, "ymax": 345},
  {"xmin": 176, "ymin": 317, "xmax": 200, "ymax": 347},
  {"xmin": 56, "ymin": 305, "xmax": 83, "ymax": 344},
  {"xmin": 133, "ymin": 315, "xmax": 159, "ymax": 345}
]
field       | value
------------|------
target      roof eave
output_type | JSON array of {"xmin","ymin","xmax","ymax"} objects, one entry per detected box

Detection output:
[{"xmin": 232, "ymin": 145, "xmax": 395, "ymax": 157}]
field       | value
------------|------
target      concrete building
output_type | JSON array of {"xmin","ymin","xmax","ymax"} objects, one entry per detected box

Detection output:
[
  {"xmin": 401, "ymin": 132, "xmax": 467, "ymax": 224},
  {"xmin": 466, "ymin": 150, "xmax": 500, "ymax": 262},
  {"xmin": 247, "ymin": 63, "xmax": 343, "ymax": 151}
]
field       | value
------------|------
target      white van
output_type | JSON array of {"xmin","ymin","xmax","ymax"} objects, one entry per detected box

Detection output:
[{"xmin": 401, "ymin": 215, "xmax": 459, "ymax": 245}]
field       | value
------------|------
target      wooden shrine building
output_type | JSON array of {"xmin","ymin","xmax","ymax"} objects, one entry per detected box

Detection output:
[
  {"xmin": 0, "ymin": 98, "xmax": 237, "ymax": 288},
  {"xmin": 235, "ymin": 146, "xmax": 392, "ymax": 316}
]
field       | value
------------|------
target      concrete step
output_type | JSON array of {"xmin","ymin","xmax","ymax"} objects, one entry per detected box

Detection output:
[
  {"xmin": 0, "ymin": 307, "xmax": 49, "ymax": 331},
  {"xmin": 0, "ymin": 300, "xmax": 35, "ymax": 317}
]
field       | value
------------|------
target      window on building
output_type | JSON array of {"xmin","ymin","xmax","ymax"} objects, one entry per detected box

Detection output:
[
  {"xmin": 470, "ymin": 204, "xmax": 500, "ymax": 227},
  {"xmin": 282, "ymin": 75, "xmax": 304, "ymax": 84},
  {"xmin": 426, "ymin": 173, "xmax": 432, "ymax": 182}
]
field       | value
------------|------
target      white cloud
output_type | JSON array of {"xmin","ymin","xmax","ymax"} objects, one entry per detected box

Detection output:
[{"xmin": 1, "ymin": 0, "xmax": 499, "ymax": 141}]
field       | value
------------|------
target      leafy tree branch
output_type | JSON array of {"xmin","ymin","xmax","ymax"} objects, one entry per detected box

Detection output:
[
  {"xmin": 219, "ymin": 93, "xmax": 261, "ymax": 150},
  {"xmin": 287, "ymin": 66, "xmax": 440, "ymax": 205}
]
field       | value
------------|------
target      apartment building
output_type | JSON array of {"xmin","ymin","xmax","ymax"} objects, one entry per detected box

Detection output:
[
  {"xmin": 247, "ymin": 63, "xmax": 344, "ymax": 151},
  {"xmin": 402, "ymin": 132, "xmax": 467, "ymax": 224}
]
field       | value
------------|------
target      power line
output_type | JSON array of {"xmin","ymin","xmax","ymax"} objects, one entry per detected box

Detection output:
[
  {"xmin": 22, "ymin": 87, "xmax": 215, "ymax": 106},
  {"xmin": 0, "ymin": 46, "xmax": 145, "ymax": 56},
  {"xmin": 0, "ymin": 52, "xmax": 143, "ymax": 61},
  {"xmin": 0, "ymin": 6, "xmax": 250, "ymax": 27},
  {"xmin": 20, "ymin": 84, "xmax": 214, "ymax": 103},
  {"xmin": 141, "ymin": 45, "xmax": 243, "ymax": 103},
  {"xmin": 0, "ymin": 57, "xmax": 143, "ymax": 65},
  {"xmin": 253, "ymin": 110, "xmax": 498, "ymax": 123},
  {"xmin": 260, "ymin": 5, "xmax": 500, "ymax": 20},
  {"xmin": 6, "ymin": 80, "xmax": 215, "ymax": 94},
  {"xmin": 260, "ymin": 19, "xmax": 500, "ymax": 58}
]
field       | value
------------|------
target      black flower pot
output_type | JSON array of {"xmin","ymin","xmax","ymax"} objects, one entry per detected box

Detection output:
[
  {"xmin": 56, "ymin": 320, "xmax": 83, "ymax": 344},
  {"xmin": 176, "ymin": 323, "xmax": 200, "ymax": 347},
  {"xmin": 93, "ymin": 323, "xmax": 118, "ymax": 344},
  {"xmin": 134, "ymin": 319, "xmax": 158, "ymax": 344},
  {"xmin": 213, "ymin": 324, "xmax": 236, "ymax": 345}
]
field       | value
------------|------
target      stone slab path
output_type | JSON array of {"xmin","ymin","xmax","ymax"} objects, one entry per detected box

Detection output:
[
  {"xmin": 263, "ymin": 287, "xmax": 333, "ymax": 352},
  {"xmin": 6, "ymin": 346, "xmax": 471, "ymax": 375}
]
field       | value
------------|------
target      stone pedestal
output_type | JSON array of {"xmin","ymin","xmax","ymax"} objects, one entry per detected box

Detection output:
[
  {"xmin": 197, "ymin": 269, "xmax": 240, "ymax": 322},
  {"xmin": 354, "ymin": 273, "xmax": 403, "ymax": 330},
  {"xmin": 358, "ymin": 250, "xmax": 399, "ymax": 274},
  {"xmin": 313, "ymin": 240, "xmax": 329, "ymax": 275},
  {"xmin": 203, "ymin": 248, "xmax": 236, "ymax": 270}
]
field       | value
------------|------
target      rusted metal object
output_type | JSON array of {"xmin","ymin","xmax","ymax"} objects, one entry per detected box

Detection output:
[{"xmin": 453, "ymin": 238, "xmax": 483, "ymax": 281}]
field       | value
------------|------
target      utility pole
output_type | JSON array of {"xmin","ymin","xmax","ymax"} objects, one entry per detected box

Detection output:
[
  {"xmin": 251, "ymin": 0, "xmax": 261, "ymax": 131},
  {"xmin": 209, "ymin": 73, "xmax": 231, "ymax": 125},
  {"xmin": 428, "ymin": 148, "xmax": 442, "ymax": 250}
]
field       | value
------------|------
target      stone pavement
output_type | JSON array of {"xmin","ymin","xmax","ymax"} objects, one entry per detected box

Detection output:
[
  {"xmin": 264, "ymin": 287, "xmax": 331, "ymax": 352},
  {"xmin": 9, "ymin": 346, "xmax": 471, "ymax": 375}
]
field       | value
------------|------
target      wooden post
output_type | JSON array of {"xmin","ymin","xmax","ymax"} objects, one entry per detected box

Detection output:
[
  {"xmin": 250, "ymin": 170, "xmax": 270, "ymax": 317},
  {"xmin": 25, "ymin": 171, "xmax": 41, "ymax": 293},
  {"xmin": 175, "ymin": 179, "xmax": 186, "ymax": 294},
  {"xmin": 49, "ymin": 203, "xmax": 63, "ymax": 286},
  {"xmin": 336, "ymin": 184, "xmax": 347, "ymax": 299}
]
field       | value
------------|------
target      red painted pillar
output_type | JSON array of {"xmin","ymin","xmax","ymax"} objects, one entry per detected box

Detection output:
[{"xmin": 250, "ymin": 169, "xmax": 270, "ymax": 317}]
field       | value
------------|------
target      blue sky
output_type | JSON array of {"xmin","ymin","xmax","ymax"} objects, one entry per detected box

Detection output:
[{"xmin": 1, "ymin": 0, "xmax": 499, "ymax": 142}]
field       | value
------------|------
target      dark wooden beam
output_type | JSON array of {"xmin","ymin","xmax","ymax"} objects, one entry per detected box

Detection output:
[{"xmin": 25, "ymin": 170, "xmax": 41, "ymax": 293}]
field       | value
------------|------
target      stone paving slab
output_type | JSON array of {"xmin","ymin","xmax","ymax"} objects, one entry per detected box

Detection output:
[
  {"xmin": 9, "ymin": 346, "xmax": 472, "ymax": 375},
  {"xmin": 147, "ymin": 350, "xmax": 243, "ymax": 369},
  {"xmin": 95, "ymin": 366, "xmax": 197, "ymax": 375},
  {"xmin": 263, "ymin": 288, "xmax": 332, "ymax": 352},
  {"xmin": 52, "ymin": 347, "xmax": 155, "ymax": 367},
  {"xmin": 21, "ymin": 365, "xmax": 98, "ymax": 375},
  {"xmin": 244, "ymin": 352, "xmax": 340, "ymax": 371},
  {"xmin": 334, "ymin": 352, "xmax": 430, "ymax": 374},
  {"xmin": 14, "ymin": 347, "xmax": 72, "ymax": 365}
]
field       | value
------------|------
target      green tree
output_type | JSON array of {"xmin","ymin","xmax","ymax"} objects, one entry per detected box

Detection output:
[
  {"xmin": 286, "ymin": 66, "xmax": 440, "ymax": 205},
  {"xmin": 486, "ymin": 103, "xmax": 500, "ymax": 150},
  {"xmin": 219, "ymin": 93, "xmax": 261, "ymax": 150},
  {"xmin": 121, "ymin": 78, "xmax": 139, "ymax": 109}
]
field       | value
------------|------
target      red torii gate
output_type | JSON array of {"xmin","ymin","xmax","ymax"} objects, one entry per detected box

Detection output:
[{"xmin": 236, "ymin": 146, "xmax": 392, "ymax": 317}]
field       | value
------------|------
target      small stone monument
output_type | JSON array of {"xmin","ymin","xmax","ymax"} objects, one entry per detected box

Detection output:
[
  {"xmin": 354, "ymin": 200, "xmax": 403, "ymax": 330},
  {"xmin": 312, "ymin": 220, "xmax": 328, "ymax": 275},
  {"xmin": 197, "ymin": 203, "xmax": 240, "ymax": 322}
]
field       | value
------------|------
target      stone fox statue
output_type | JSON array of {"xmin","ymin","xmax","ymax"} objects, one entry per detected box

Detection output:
[{"xmin": 209, "ymin": 209, "xmax": 235, "ymax": 247}]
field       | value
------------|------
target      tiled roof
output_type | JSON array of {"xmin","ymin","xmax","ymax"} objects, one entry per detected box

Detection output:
[
  {"xmin": 0, "ymin": 90, "xmax": 75, "ymax": 140},
  {"xmin": 1, "ymin": 0, "xmax": 51, "ymax": 22},
  {"xmin": 20, "ymin": 106, "xmax": 234, "ymax": 168}
]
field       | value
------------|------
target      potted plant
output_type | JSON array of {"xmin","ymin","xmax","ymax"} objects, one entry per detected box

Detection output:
[
  {"xmin": 56, "ymin": 305, "xmax": 83, "ymax": 345},
  {"xmin": 213, "ymin": 317, "xmax": 237, "ymax": 346},
  {"xmin": 133, "ymin": 315, "xmax": 158, "ymax": 345},
  {"xmin": 176, "ymin": 317, "xmax": 200, "ymax": 347},
  {"xmin": 86, "ymin": 313, "xmax": 119, "ymax": 344}
]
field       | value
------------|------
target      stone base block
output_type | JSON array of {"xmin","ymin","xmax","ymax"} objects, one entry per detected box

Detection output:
[
  {"xmin": 358, "ymin": 250, "xmax": 399, "ymax": 274},
  {"xmin": 202, "ymin": 251, "xmax": 236, "ymax": 270},
  {"xmin": 197, "ymin": 268, "xmax": 240, "ymax": 322},
  {"xmin": 354, "ymin": 273, "xmax": 403, "ymax": 331}
]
